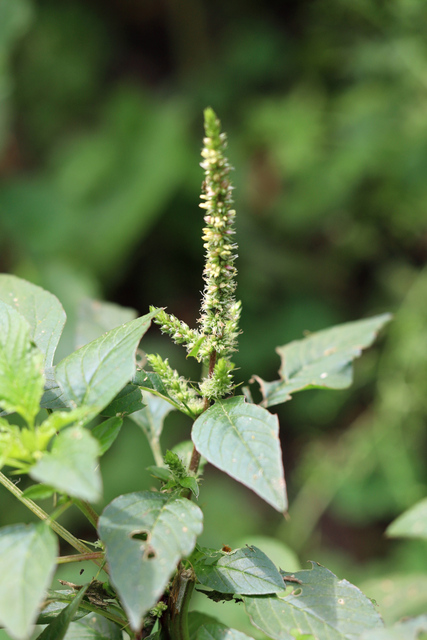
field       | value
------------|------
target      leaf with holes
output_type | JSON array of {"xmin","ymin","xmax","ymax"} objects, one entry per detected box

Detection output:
[
  {"xmin": 0, "ymin": 523, "xmax": 57, "ymax": 640},
  {"xmin": 30, "ymin": 426, "xmax": 102, "ymax": 501},
  {"xmin": 55, "ymin": 310, "xmax": 158, "ymax": 420},
  {"xmin": 194, "ymin": 546, "xmax": 284, "ymax": 595},
  {"xmin": 0, "ymin": 274, "xmax": 66, "ymax": 367},
  {"xmin": 386, "ymin": 498, "xmax": 427, "ymax": 540},
  {"xmin": 192, "ymin": 397, "xmax": 286, "ymax": 512},
  {"xmin": 98, "ymin": 491, "xmax": 203, "ymax": 631},
  {"xmin": 243, "ymin": 562, "xmax": 384, "ymax": 640},
  {"xmin": 253, "ymin": 314, "xmax": 391, "ymax": 407},
  {"xmin": 0, "ymin": 300, "xmax": 45, "ymax": 426}
]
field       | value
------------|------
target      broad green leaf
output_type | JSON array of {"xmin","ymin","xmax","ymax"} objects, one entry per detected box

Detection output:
[
  {"xmin": 0, "ymin": 523, "xmax": 57, "ymax": 640},
  {"xmin": 244, "ymin": 562, "xmax": 384, "ymax": 640},
  {"xmin": 101, "ymin": 384, "xmax": 145, "ymax": 417},
  {"xmin": 41, "ymin": 366, "xmax": 69, "ymax": 411},
  {"xmin": 55, "ymin": 310, "xmax": 157, "ymax": 419},
  {"xmin": 130, "ymin": 390, "xmax": 175, "ymax": 441},
  {"xmin": 386, "ymin": 498, "xmax": 427, "ymax": 540},
  {"xmin": 197, "ymin": 623, "xmax": 255, "ymax": 640},
  {"xmin": 189, "ymin": 612, "xmax": 221, "ymax": 640},
  {"xmin": 98, "ymin": 491, "xmax": 203, "ymax": 631},
  {"xmin": 253, "ymin": 314, "xmax": 391, "ymax": 407},
  {"xmin": 193, "ymin": 546, "xmax": 284, "ymax": 595},
  {"xmin": 133, "ymin": 370, "xmax": 177, "ymax": 405},
  {"xmin": 37, "ymin": 589, "xmax": 88, "ymax": 624},
  {"xmin": 75, "ymin": 297, "xmax": 137, "ymax": 349},
  {"xmin": 234, "ymin": 537, "xmax": 300, "ymax": 573},
  {"xmin": 0, "ymin": 275, "xmax": 66, "ymax": 367},
  {"xmin": 192, "ymin": 397, "xmax": 287, "ymax": 512},
  {"xmin": 37, "ymin": 585, "xmax": 88, "ymax": 640},
  {"xmin": 30, "ymin": 427, "xmax": 102, "ymax": 502},
  {"xmin": 22, "ymin": 484, "xmax": 56, "ymax": 500},
  {"xmin": 361, "ymin": 615, "xmax": 427, "ymax": 640},
  {"xmin": 0, "ymin": 300, "xmax": 45, "ymax": 425},
  {"xmin": 64, "ymin": 612, "xmax": 123, "ymax": 639},
  {"xmin": 91, "ymin": 416, "xmax": 123, "ymax": 455}
]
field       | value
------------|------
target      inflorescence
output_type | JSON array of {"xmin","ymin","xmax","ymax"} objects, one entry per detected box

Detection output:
[{"xmin": 148, "ymin": 108, "xmax": 240, "ymax": 404}]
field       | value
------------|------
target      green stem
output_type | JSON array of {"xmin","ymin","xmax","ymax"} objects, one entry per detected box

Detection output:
[
  {"xmin": 150, "ymin": 437, "xmax": 164, "ymax": 468},
  {"xmin": 56, "ymin": 552, "xmax": 104, "ymax": 564},
  {"xmin": 188, "ymin": 350, "xmax": 217, "ymax": 477},
  {"xmin": 165, "ymin": 567, "xmax": 195, "ymax": 640},
  {"xmin": 73, "ymin": 499, "xmax": 99, "ymax": 529},
  {"xmin": 0, "ymin": 471, "xmax": 101, "ymax": 563}
]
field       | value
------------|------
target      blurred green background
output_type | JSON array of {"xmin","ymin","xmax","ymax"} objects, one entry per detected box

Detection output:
[{"xmin": 1, "ymin": 0, "xmax": 427, "ymax": 630}]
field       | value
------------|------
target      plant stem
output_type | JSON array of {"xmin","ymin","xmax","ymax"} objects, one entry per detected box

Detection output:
[
  {"xmin": 188, "ymin": 350, "xmax": 217, "ymax": 477},
  {"xmin": 164, "ymin": 566, "xmax": 195, "ymax": 640},
  {"xmin": 73, "ymin": 499, "xmax": 100, "ymax": 529},
  {"xmin": 56, "ymin": 552, "xmax": 104, "ymax": 564},
  {"xmin": 0, "ymin": 471, "xmax": 101, "ymax": 562}
]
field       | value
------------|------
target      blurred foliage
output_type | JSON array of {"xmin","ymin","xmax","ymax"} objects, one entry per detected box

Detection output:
[{"xmin": 1, "ymin": 0, "xmax": 427, "ymax": 629}]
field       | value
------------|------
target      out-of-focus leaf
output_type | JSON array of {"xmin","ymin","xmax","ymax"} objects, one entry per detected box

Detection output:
[
  {"xmin": 193, "ymin": 546, "xmax": 284, "ymax": 595},
  {"xmin": 30, "ymin": 426, "xmax": 102, "ymax": 502},
  {"xmin": 0, "ymin": 275, "xmax": 66, "ymax": 367},
  {"xmin": 91, "ymin": 416, "xmax": 123, "ymax": 456},
  {"xmin": 254, "ymin": 314, "xmax": 391, "ymax": 407},
  {"xmin": 192, "ymin": 397, "xmax": 287, "ymax": 512},
  {"xmin": 22, "ymin": 483, "xmax": 56, "ymax": 500},
  {"xmin": 0, "ymin": 523, "xmax": 57, "ymax": 640},
  {"xmin": 361, "ymin": 615, "xmax": 427, "ymax": 640},
  {"xmin": 386, "ymin": 498, "xmax": 427, "ymax": 540},
  {"xmin": 244, "ymin": 562, "xmax": 384, "ymax": 640},
  {"xmin": 0, "ymin": 300, "xmax": 44, "ymax": 425},
  {"xmin": 98, "ymin": 491, "xmax": 203, "ymax": 631},
  {"xmin": 75, "ymin": 297, "xmax": 137, "ymax": 349},
  {"xmin": 55, "ymin": 310, "xmax": 157, "ymax": 420},
  {"xmin": 37, "ymin": 585, "xmax": 89, "ymax": 640},
  {"xmin": 130, "ymin": 390, "xmax": 175, "ymax": 446},
  {"xmin": 359, "ymin": 574, "xmax": 427, "ymax": 626},
  {"xmin": 64, "ymin": 612, "xmax": 123, "ymax": 639},
  {"xmin": 189, "ymin": 612, "xmax": 221, "ymax": 640},
  {"xmin": 196, "ymin": 623, "xmax": 255, "ymax": 640}
]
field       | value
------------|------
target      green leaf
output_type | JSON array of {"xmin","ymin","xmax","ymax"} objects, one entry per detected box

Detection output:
[
  {"xmin": 192, "ymin": 397, "xmax": 287, "ymax": 512},
  {"xmin": 64, "ymin": 612, "xmax": 123, "ymax": 639},
  {"xmin": 0, "ymin": 274, "xmax": 66, "ymax": 367},
  {"xmin": 193, "ymin": 546, "xmax": 284, "ymax": 595},
  {"xmin": 0, "ymin": 523, "xmax": 57, "ymax": 639},
  {"xmin": 196, "ymin": 623, "xmax": 255, "ymax": 640},
  {"xmin": 254, "ymin": 314, "xmax": 391, "ymax": 407},
  {"xmin": 75, "ymin": 297, "xmax": 137, "ymax": 349},
  {"xmin": 361, "ymin": 615, "xmax": 427, "ymax": 640},
  {"xmin": 55, "ymin": 310, "xmax": 157, "ymax": 419},
  {"xmin": 243, "ymin": 562, "xmax": 384, "ymax": 640},
  {"xmin": 234, "ymin": 537, "xmax": 300, "ymax": 573},
  {"xmin": 37, "ymin": 585, "xmax": 89, "ymax": 640},
  {"xmin": 130, "ymin": 390, "xmax": 175, "ymax": 442},
  {"xmin": 30, "ymin": 426, "xmax": 102, "ymax": 502},
  {"xmin": 37, "ymin": 589, "xmax": 88, "ymax": 624},
  {"xmin": 101, "ymin": 384, "xmax": 145, "ymax": 417},
  {"xmin": 179, "ymin": 476, "xmax": 199, "ymax": 498},
  {"xmin": 98, "ymin": 491, "xmax": 203, "ymax": 631},
  {"xmin": 189, "ymin": 612, "xmax": 221, "ymax": 640},
  {"xmin": 358, "ymin": 574, "xmax": 427, "ymax": 626},
  {"xmin": 386, "ymin": 498, "xmax": 427, "ymax": 540},
  {"xmin": 91, "ymin": 416, "xmax": 123, "ymax": 456},
  {"xmin": 22, "ymin": 483, "xmax": 56, "ymax": 500},
  {"xmin": 0, "ymin": 300, "xmax": 45, "ymax": 425}
]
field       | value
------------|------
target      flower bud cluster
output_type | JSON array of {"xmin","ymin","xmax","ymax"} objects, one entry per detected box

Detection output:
[
  {"xmin": 146, "ymin": 354, "xmax": 203, "ymax": 415},
  {"xmin": 199, "ymin": 358, "xmax": 235, "ymax": 400}
]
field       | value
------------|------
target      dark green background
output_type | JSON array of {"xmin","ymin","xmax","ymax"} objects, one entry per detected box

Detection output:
[{"xmin": 1, "ymin": 0, "xmax": 427, "ymax": 629}]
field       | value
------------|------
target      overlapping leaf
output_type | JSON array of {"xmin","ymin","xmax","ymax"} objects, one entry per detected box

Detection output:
[
  {"xmin": 192, "ymin": 397, "xmax": 287, "ymax": 512},
  {"xmin": 0, "ymin": 274, "xmax": 66, "ymax": 367},
  {"xmin": 244, "ymin": 562, "xmax": 384, "ymax": 640},
  {"xmin": 196, "ymin": 623, "xmax": 255, "ymax": 640},
  {"xmin": 64, "ymin": 612, "xmax": 123, "ymax": 639},
  {"xmin": 91, "ymin": 416, "xmax": 123, "ymax": 455},
  {"xmin": 386, "ymin": 498, "xmax": 427, "ymax": 540},
  {"xmin": 37, "ymin": 585, "xmax": 88, "ymax": 640},
  {"xmin": 0, "ymin": 300, "xmax": 45, "ymax": 425},
  {"xmin": 30, "ymin": 426, "xmax": 102, "ymax": 501},
  {"xmin": 98, "ymin": 491, "xmax": 203, "ymax": 631},
  {"xmin": 253, "ymin": 314, "xmax": 391, "ymax": 407},
  {"xmin": 55, "ymin": 310, "xmax": 157, "ymax": 419},
  {"xmin": 193, "ymin": 546, "xmax": 284, "ymax": 595},
  {"xmin": 0, "ymin": 523, "xmax": 57, "ymax": 640},
  {"xmin": 361, "ymin": 615, "xmax": 427, "ymax": 640}
]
